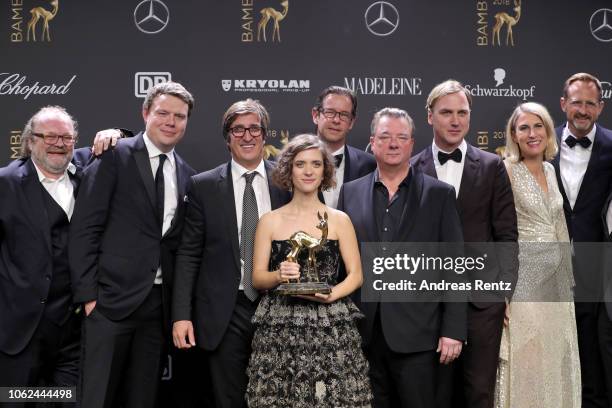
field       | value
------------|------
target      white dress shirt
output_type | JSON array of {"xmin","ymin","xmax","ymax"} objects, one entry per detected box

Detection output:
[
  {"xmin": 560, "ymin": 123, "xmax": 596, "ymax": 209},
  {"xmin": 323, "ymin": 145, "xmax": 345, "ymax": 209},
  {"xmin": 32, "ymin": 160, "xmax": 76, "ymax": 220},
  {"xmin": 231, "ymin": 159, "xmax": 272, "ymax": 290},
  {"xmin": 432, "ymin": 139, "xmax": 467, "ymax": 198},
  {"xmin": 144, "ymin": 133, "xmax": 178, "ymax": 284}
]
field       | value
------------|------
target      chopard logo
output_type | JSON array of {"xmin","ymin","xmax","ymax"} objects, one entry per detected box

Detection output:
[{"xmin": 0, "ymin": 73, "xmax": 76, "ymax": 100}]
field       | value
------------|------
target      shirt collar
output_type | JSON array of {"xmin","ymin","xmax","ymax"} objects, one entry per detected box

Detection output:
[
  {"xmin": 330, "ymin": 145, "xmax": 345, "ymax": 156},
  {"xmin": 373, "ymin": 168, "xmax": 412, "ymax": 188},
  {"xmin": 432, "ymin": 139, "xmax": 467, "ymax": 166},
  {"xmin": 143, "ymin": 132, "xmax": 176, "ymax": 168},
  {"xmin": 231, "ymin": 158, "xmax": 266, "ymax": 182},
  {"xmin": 31, "ymin": 158, "xmax": 75, "ymax": 183},
  {"xmin": 562, "ymin": 122, "xmax": 597, "ymax": 145}
]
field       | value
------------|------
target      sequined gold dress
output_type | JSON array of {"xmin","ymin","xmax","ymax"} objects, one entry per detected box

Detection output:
[{"xmin": 495, "ymin": 161, "xmax": 581, "ymax": 408}]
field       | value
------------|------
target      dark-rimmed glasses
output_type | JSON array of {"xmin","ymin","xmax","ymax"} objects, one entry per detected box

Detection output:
[
  {"xmin": 229, "ymin": 126, "xmax": 264, "ymax": 138},
  {"xmin": 318, "ymin": 108, "xmax": 353, "ymax": 123},
  {"xmin": 32, "ymin": 132, "xmax": 77, "ymax": 146}
]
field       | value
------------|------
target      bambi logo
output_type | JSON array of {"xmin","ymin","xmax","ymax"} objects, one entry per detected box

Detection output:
[
  {"xmin": 27, "ymin": 0, "xmax": 59, "ymax": 42},
  {"xmin": 492, "ymin": 0, "xmax": 521, "ymax": 46},
  {"xmin": 257, "ymin": 0, "xmax": 289, "ymax": 42}
]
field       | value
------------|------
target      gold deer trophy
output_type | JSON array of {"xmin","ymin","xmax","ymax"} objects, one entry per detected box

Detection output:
[
  {"xmin": 276, "ymin": 211, "xmax": 332, "ymax": 295},
  {"xmin": 257, "ymin": 0, "xmax": 289, "ymax": 43},
  {"xmin": 492, "ymin": 0, "xmax": 521, "ymax": 46},
  {"xmin": 27, "ymin": 0, "xmax": 59, "ymax": 42}
]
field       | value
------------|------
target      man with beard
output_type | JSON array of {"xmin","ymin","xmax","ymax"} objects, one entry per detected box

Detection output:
[
  {"xmin": 553, "ymin": 72, "xmax": 612, "ymax": 408},
  {"xmin": 312, "ymin": 86, "xmax": 376, "ymax": 208},
  {"xmin": 0, "ymin": 106, "xmax": 89, "ymax": 405}
]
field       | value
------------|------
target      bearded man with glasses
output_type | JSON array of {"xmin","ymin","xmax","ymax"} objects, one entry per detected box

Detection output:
[{"xmin": 312, "ymin": 86, "xmax": 376, "ymax": 208}]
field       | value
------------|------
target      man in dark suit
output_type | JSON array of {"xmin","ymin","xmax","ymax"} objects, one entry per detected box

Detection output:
[
  {"xmin": 172, "ymin": 99, "xmax": 290, "ymax": 408},
  {"xmin": 0, "ymin": 106, "xmax": 89, "ymax": 405},
  {"xmin": 312, "ymin": 86, "xmax": 376, "ymax": 208},
  {"xmin": 411, "ymin": 79, "xmax": 518, "ymax": 408},
  {"xmin": 69, "ymin": 81, "xmax": 196, "ymax": 408},
  {"xmin": 553, "ymin": 72, "xmax": 612, "ymax": 408},
  {"xmin": 338, "ymin": 107, "xmax": 466, "ymax": 408}
]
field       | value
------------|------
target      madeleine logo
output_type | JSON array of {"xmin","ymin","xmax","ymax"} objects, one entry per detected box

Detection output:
[
  {"xmin": 344, "ymin": 77, "xmax": 422, "ymax": 96},
  {"xmin": 241, "ymin": 0, "xmax": 289, "ymax": 43},
  {"xmin": 10, "ymin": 0, "xmax": 60, "ymax": 43},
  {"xmin": 134, "ymin": 72, "xmax": 172, "ymax": 98},
  {"xmin": 476, "ymin": 0, "xmax": 522, "ymax": 47}
]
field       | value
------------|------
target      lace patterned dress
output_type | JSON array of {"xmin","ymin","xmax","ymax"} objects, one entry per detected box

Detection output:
[
  {"xmin": 246, "ymin": 240, "xmax": 372, "ymax": 408},
  {"xmin": 495, "ymin": 161, "xmax": 581, "ymax": 408}
]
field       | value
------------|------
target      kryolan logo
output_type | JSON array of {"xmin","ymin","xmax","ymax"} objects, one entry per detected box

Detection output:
[{"xmin": 221, "ymin": 79, "xmax": 310, "ymax": 93}]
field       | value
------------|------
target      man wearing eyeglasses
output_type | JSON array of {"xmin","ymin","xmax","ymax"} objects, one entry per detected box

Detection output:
[
  {"xmin": 554, "ymin": 72, "xmax": 612, "ymax": 408},
  {"xmin": 338, "ymin": 107, "xmax": 466, "ymax": 408},
  {"xmin": 69, "ymin": 81, "xmax": 197, "ymax": 408},
  {"xmin": 0, "ymin": 105, "xmax": 89, "ymax": 399},
  {"xmin": 312, "ymin": 86, "xmax": 376, "ymax": 208},
  {"xmin": 172, "ymin": 98, "xmax": 290, "ymax": 407}
]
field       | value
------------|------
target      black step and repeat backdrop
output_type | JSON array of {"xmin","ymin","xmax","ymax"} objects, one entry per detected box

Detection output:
[{"xmin": 2, "ymin": 0, "xmax": 612, "ymax": 405}]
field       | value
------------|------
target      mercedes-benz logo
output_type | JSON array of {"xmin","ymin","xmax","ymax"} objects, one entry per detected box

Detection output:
[
  {"xmin": 134, "ymin": 0, "xmax": 169, "ymax": 34},
  {"xmin": 365, "ymin": 1, "xmax": 399, "ymax": 37},
  {"xmin": 590, "ymin": 8, "xmax": 612, "ymax": 43}
]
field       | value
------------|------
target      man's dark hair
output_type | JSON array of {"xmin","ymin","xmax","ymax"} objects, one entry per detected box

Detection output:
[{"xmin": 313, "ymin": 86, "xmax": 358, "ymax": 118}]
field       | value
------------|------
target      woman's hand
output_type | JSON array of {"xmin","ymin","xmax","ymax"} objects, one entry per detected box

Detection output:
[
  {"xmin": 278, "ymin": 261, "xmax": 300, "ymax": 283},
  {"xmin": 292, "ymin": 287, "xmax": 338, "ymax": 304}
]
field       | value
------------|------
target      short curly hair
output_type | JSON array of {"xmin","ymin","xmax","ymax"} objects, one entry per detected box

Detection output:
[{"xmin": 272, "ymin": 134, "xmax": 336, "ymax": 192}]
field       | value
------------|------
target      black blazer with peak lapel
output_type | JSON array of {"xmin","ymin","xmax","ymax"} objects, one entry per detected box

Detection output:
[
  {"xmin": 0, "ymin": 153, "xmax": 89, "ymax": 355},
  {"xmin": 172, "ymin": 160, "xmax": 290, "ymax": 351},
  {"xmin": 553, "ymin": 124, "xmax": 612, "ymax": 243},
  {"xmin": 69, "ymin": 132, "xmax": 195, "ymax": 324},
  {"xmin": 411, "ymin": 143, "xmax": 518, "ymax": 300},
  {"xmin": 343, "ymin": 144, "xmax": 377, "ymax": 184},
  {"xmin": 337, "ymin": 168, "xmax": 467, "ymax": 353}
]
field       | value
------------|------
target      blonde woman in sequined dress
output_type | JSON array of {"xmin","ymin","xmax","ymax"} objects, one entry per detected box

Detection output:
[{"xmin": 495, "ymin": 102, "xmax": 581, "ymax": 408}]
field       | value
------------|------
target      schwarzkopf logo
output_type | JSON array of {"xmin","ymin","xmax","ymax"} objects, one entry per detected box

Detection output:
[
  {"xmin": 134, "ymin": 72, "xmax": 172, "ymax": 98},
  {"xmin": 0, "ymin": 73, "xmax": 76, "ymax": 100},
  {"xmin": 220, "ymin": 79, "xmax": 310, "ymax": 93},
  {"xmin": 464, "ymin": 68, "xmax": 535, "ymax": 101},
  {"xmin": 590, "ymin": 9, "xmax": 612, "ymax": 42},
  {"xmin": 364, "ymin": 1, "xmax": 399, "ymax": 37},
  {"xmin": 134, "ymin": 0, "xmax": 170, "ymax": 34},
  {"xmin": 344, "ymin": 77, "xmax": 422, "ymax": 96}
]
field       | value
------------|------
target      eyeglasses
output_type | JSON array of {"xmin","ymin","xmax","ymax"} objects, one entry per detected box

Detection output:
[
  {"xmin": 229, "ymin": 126, "xmax": 264, "ymax": 138},
  {"xmin": 376, "ymin": 135, "xmax": 412, "ymax": 144},
  {"xmin": 318, "ymin": 108, "xmax": 353, "ymax": 123},
  {"xmin": 32, "ymin": 132, "xmax": 77, "ymax": 146}
]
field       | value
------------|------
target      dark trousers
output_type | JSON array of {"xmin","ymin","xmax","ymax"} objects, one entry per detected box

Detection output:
[
  {"xmin": 0, "ymin": 313, "xmax": 80, "ymax": 408},
  {"xmin": 436, "ymin": 302, "xmax": 505, "ymax": 408},
  {"xmin": 577, "ymin": 302, "xmax": 612, "ymax": 408},
  {"xmin": 365, "ymin": 311, "xmax": 437, "ymax": 408},
  {"xmin": 79, "ymin": 286, "xmax": 164, "ymax": 408},
  {"xmin": 208, "ymin": 291, "xmax": 257, "ymax": 408}
]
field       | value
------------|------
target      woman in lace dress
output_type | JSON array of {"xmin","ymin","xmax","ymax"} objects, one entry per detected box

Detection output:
[
  {"xmin": 246, "ymin": 134, "xmax": 372, "ymax": 407},
  {"xmin": 495, "ymin": 102, "xmax": 580, "ymax": 407}
]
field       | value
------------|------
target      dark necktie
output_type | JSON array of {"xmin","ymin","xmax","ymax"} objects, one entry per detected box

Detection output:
[
  {"xmin": 565, "ymin": 136, "xmax": 591, "ymax": 149},
  {"xmin": 334, "ymin": 154, "xmax": 343, "ymax": 168},
  {"xmin": 240, "ymin": 172, "xmax": 259, "ymax": 301},
  {"xmin": 155, "ymin": 154, "xmax": 167, "ymax": 232},
  {"xmin": 438, "ymin": 149, "xmax": 462, "ymax": 165}
]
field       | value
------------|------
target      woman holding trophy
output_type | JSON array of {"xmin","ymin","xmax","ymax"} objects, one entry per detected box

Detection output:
[{"xmin": 246, "ymin": 134, "xmax": 372, "ymax": 407}]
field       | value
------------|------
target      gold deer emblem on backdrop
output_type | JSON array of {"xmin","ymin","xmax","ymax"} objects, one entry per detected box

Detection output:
[
  {"xmin": 27, "ymin": 0, "xmax": 59, "ymax": 42},
  {"xmin": 286, "ymin": 211, "xmax": 328, "ymax": 282},
  {"xmin": 257, "ymin": 0, "xmax": 289, "ymax": 42},
  {"xmin": 263, "ymin": 131, "xmax": 289, "ymax": 159},
  {"xmin": 492, "ymin": 0, "xmax": 521, "ymax": 46}
]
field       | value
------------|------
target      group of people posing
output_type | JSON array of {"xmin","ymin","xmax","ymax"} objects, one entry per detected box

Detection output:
[{"xmin": 1, "ymin": 72, "xmax": 612, "ymax": 408}]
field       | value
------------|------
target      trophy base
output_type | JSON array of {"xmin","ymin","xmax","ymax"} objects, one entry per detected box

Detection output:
[{"xmin": 275, "ymin": 281, "xmax": 332, "ymax": 295}]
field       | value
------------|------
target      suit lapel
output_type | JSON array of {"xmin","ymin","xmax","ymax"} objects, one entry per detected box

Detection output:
[
  {"xmin": 132, "ymin": 134, "xmax": 158, "ymax": 217},
  {"xmin": 20, "ymin": 160, "xmax": 52, "ymax": 253},
  {"xmin": 343, "ymin": 145, "xmax": 353, "ymax": 183},
  {"xmin": 362, "ymin": 172, "xmax": 379, "ymax": 242},
  {"xmin": 163, "ymin": 152, "xmax": 189, "ymax": 238},
  {"xmin": 396, "ymin": 168, "xmax": 422, "ymax": 241},
  {"xmin": 456, "ymin": 145, "xmax": 479, "ymax": 213},
  {"xmin": 417, "ymin": 146, "xmax": 437, "ymax": 178},
  {"xmin": 219, "ymin": 162, "xmax": 241, "ymax": 273},
  {"xmin": 574, "ymin": 125, "xmax": 601, "ymax": 211}
]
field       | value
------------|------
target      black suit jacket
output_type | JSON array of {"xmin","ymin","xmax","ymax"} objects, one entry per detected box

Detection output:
[
  {"xmin": 69, "ymin": 133, "xmax": 195, "ymax": 326},
  {"xmin": 337, "ymin": 168, "xmax": 467, "ymax": 353},
  {"xmin": 0, "ymin": 150, "xmax": 90, "ymax": 355},
  {"xmin": 343, "ymin": 144, "xmax": 377, "ymax": 184},
  {"xmin": 172, "ymin": 160, "xmax": 290, "ymax": 351},
  {"xmin": 411, "ymin": 143, "xmax": 518, "ymax": 302}
]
